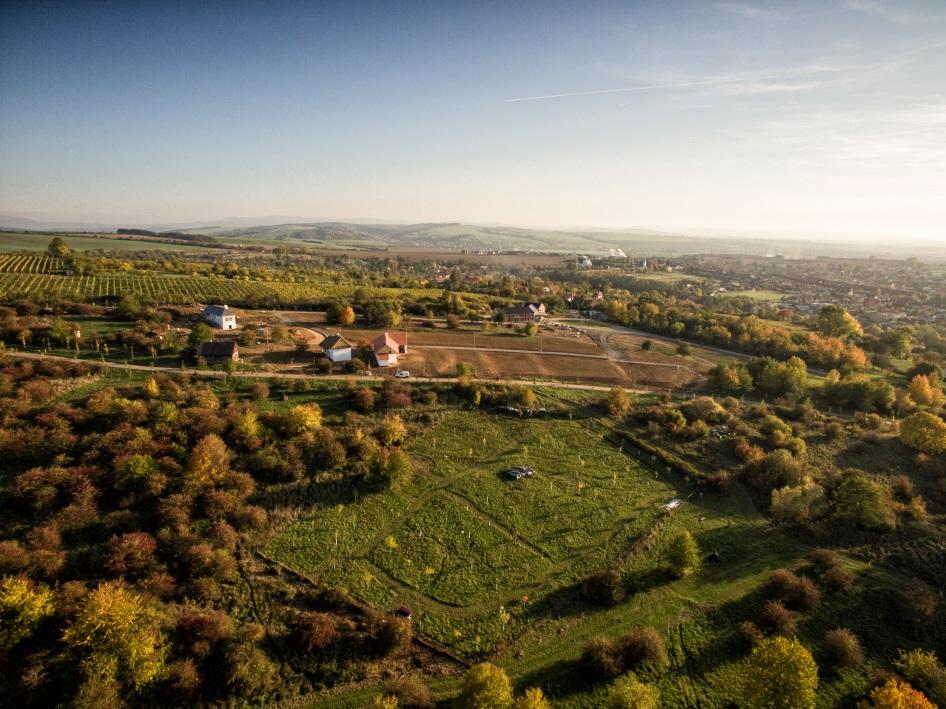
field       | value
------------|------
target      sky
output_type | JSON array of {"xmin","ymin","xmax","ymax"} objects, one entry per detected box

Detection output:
[{"xmin": 1, "ymin": 0, "xmax": 945, "ymax": 241}]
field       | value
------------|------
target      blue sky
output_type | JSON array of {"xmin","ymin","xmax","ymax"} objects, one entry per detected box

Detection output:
[{"xmin": 1, "ymin": 0, "xmax": 944, "ymax": 240}]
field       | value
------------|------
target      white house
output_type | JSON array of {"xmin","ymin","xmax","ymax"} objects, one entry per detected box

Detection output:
[
  {"xmin": 202, "ymin": 304, "xmax": 237, "ymax": 330},
  {"xmin": 320, "ymin": 333, "xmax": 353, "ymax": 362}
]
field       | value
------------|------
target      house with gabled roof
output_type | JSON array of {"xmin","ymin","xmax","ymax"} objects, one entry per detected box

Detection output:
[
  {"xmin": 506, "ymin": 303, "xmax": 546, "ymax": 323},
  {"xmin": 199, "ymin": 340, "xmax": 239, "ymax": 363},
  {"xmin": 202, "ymin": 304, "xmax": 237, "ymax": 330},
  {"xmin": 372, "ymin": 331, "xmax": 407, "ymax": 367},
  {"xmin": 320, "ymin": 333, "xmax": 353, "ymax": 363}
]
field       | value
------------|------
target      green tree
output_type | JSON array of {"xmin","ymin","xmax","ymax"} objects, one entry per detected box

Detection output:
[
  {"xmin": 834, "ymin": 472, "xmax": 895, "ymax": 531},
  {"xmin": 608, "ymin": 673, "xmax": 660, "ymax": 709},
  {"xmin": 454, "ymin": 662, "xmax": 514, "ymax": 709},
  {"xmin": 63, "ymin": 581, "xmax": 166, "ymax": 691},
  {"xmin": 48, "ymin": 236, "xmax": 71, "ymax": 258},
  {"xmin": 522, "ymin": 322, "xmax": 538, "ymax": 337},
  {"xmin": 188, "ymin": 322, "xmax": 213, "ymax": 350},
  {"xmin": 271, "ymin": 323, "xmax": 290, "ymax": 343},
  {"xmin": 456, "ymin": 361, "xmax": 474, "ymax": 378},
  {"xmin": 900, "ymin": 412, "xmax": 946, "ymax": 454},
  {"xmin": 676, "ymin": 341, "xmax": 692, "ymax": 356},
  {"xmin": 741, "ymin": 637, "xmax": 818, "ymax": 709},
  {"xmin": 667, "ymin": 530, "xmax": 701, "ymax": 578},
  {"xmin": 0, "ymin": 575, "xmax": 54, "ymax": 649},
  {"xmin": 817, "ymin": 305, "xmax": 863, "ymax": 339}
]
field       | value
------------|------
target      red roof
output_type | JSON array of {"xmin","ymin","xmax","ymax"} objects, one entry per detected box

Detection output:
[{"xmin": 372, "ymin": 332, "xmax": 400, "ymax": 353}]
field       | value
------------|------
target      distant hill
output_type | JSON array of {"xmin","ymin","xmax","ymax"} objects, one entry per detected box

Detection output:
[{"xmin": 2, "ymin": 215, "xmax": 944, "ymax": 259}]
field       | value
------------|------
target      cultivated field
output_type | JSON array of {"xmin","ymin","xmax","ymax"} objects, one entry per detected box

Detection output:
[{"xmin": 0, "ymin": 270, "xmax": 482, "ymax": 307}]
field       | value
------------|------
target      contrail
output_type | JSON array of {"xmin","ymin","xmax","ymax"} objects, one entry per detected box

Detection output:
[{"xmin": 504, "ymin": 77, "xmax": 759, "ymax": 103}]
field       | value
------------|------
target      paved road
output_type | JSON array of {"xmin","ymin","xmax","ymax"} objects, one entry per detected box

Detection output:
[{"xmin": 3, "ymin": 350, "xmax": 657, "ymax": 395}]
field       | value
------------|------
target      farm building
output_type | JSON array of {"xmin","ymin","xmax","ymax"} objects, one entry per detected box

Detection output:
[
  {"xmin": 372, "ymin": 331, "xmax": 408, "ymax": 367},
  {"xmin": 320, "ymin": 333, "xmax": 353, "ymax": 362},
  {"xmin": 199, "ymin": 340, "xmax": 239, "ymax": 364},
  {"xmin": 506, "ymin": 303, "xmax": 546, "ymax": 323},
  {"xmin": 202, "ymin": 304, "xmax": 237, "ymax": 330}
]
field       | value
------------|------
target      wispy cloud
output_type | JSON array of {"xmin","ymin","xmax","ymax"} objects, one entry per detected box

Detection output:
[
  {"xmin": 842, "ymin": 0, "xmax": 946, "ymax": 24},
  {"xmin": 505, "ymin": 77, "xmax": 771, "ymax": 103},
  {"xmin": 715, "ymin": 3, "xmax": 789, "ymax": 20}
]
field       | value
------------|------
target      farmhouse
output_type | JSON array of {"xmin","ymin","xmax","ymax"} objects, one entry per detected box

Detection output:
[
  {"xmin": 199, "ymin": 340, "xmax": 239, "ymax": 364},
  {"xmin": 372, "ymin": 331, "xmax": 408, "ymax": 367},
  {"xmin": 320, "ymin": 333, "xmax": 353, "ymax": 363},
  {"xmin": 506, "ymin": 303, "xmax": 546, "ymax": 323},
  {"xmin": 202, "ymin": 304, "xmax": 237, "ymax": 330}
]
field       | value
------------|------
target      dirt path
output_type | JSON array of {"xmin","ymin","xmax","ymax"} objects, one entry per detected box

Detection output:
[{"xmin": 2, "ymin": 350, "xmax": 659, "ymax": 395}]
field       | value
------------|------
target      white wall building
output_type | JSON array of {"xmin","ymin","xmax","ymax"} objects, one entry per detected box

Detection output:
[{"xmin": 202, "ymin": 304, "xmax": 237, "ymax": 330}]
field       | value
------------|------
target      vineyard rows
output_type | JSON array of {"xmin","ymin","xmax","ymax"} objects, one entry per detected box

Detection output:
[
  {"xmin": 0, "ymin": 254, "xmax": 66, "ymax": 274},
  {"xmin": 0, "ymin": 271, "xmax": 449, "ymax": 305}
]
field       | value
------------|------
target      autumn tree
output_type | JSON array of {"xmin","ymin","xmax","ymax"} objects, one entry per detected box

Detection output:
[
  {"xmin": 667, "ymin": 530, "xmax": 700, "ymax": 578},
  {"xmin": 284, "ymin": 403, "xmax": 323, "ymax": 436},
  {"xmin": 186, "ymin": 434, "xmax": 232, "ymax": 490},
  {"xmin": 858, "ymin": 679, "xmax": 935, "ymax": 709},
  {"xmin": 63, "ymin": 581, "xmax": 166, "ymax": 691},
  {"xmin": 0, "ymin": 575, "xmax": 54, "ymax": 649},
  {"xmin": 378, "ymin": 413, "xmax": 407, "ymax": 446},
  {"xmin": 515, "ymin": 687, "xmax": 552, "ymax": 709},
  {"xmin": 48, "ymin": 236, "xmax": 71, "ymax": 258},
  {"xmin": 824, "ymin": 628, "xmax": 864, "ymax": 668},
  {"xmin": 900, "ymin": 412, "xmax": 946, "ymax": 454},
  {"xmin": 817, "ymin": 305, "xmax": 863, "ymax": 339},
  {"xmin": 606, "ymin": 387, "xmax": 631, "ymax": 418},
  {"xmin": 608, "ymin": 672, "xmax": 660, "ymax": 709},
  {"xmin": 454, "ymin": 662, "xmax": 514, "ymax": 709},
  {"xmin": 907, "ymin": 375, "xmax": 939, "ymax": 407},
  {"xmin": 741, "ymin": 637, "xmax": 818, "ymax": 709}
]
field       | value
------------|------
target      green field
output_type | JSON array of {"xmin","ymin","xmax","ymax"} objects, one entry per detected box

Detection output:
[
  {"xmin": 716, "ymin": 289, "xmax": 786, "ymax": 302},
  {"xmin": 0, "ymin": 231, "xmax": 213, "ymax": 252},
  {"xmin": 268, "ymin": 410, "xmax": 817, "ymax": 685}
]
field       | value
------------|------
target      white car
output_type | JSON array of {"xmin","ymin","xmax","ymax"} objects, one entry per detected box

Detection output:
[{"xmin": 394, "ymin": 370, "xmax": 411, "ymax": 378}]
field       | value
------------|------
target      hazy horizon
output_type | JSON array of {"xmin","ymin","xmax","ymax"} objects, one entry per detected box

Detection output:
[{"xmin": 2, "ymin": 0, "xmax": 945, "ymax": 242}]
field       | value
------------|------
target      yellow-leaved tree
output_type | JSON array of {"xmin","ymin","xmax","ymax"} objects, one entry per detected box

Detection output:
[
  {"xmin": 284, "ymin": 403, "xmax": 323, "ymax": 436},
  {"xmin": 0, "ymin": 575, "xmax": 54, "ymax": 650},
  {"xmin": 900, "ymin": 412, "xmax": 946, "ymax": 454},
  {"xmin": 858, "ymin": 678, "xmax": 935, "ymax": 709},
  {"xmin": 185, "ymin": 433, "xmax": 232, "ymax": 489},
  {"xmin": 454, "ymin": 662, "xmax": 514, "ymax": 709},
  {"xmin": 741, "ymin": 636, "xmax": 818, "ymax": 709},
  {"xmin": 63, "ymin": 581, "xmax": 166, "ymax": 691}
]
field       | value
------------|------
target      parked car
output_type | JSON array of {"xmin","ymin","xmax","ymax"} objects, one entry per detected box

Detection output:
[
  {"xmin": 394, "ymin": 370, "xmax": 410, "ymax": 378},
  {"xmin": 503, "ymin": 465, "xmax": 534, "ymax": 481}
]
